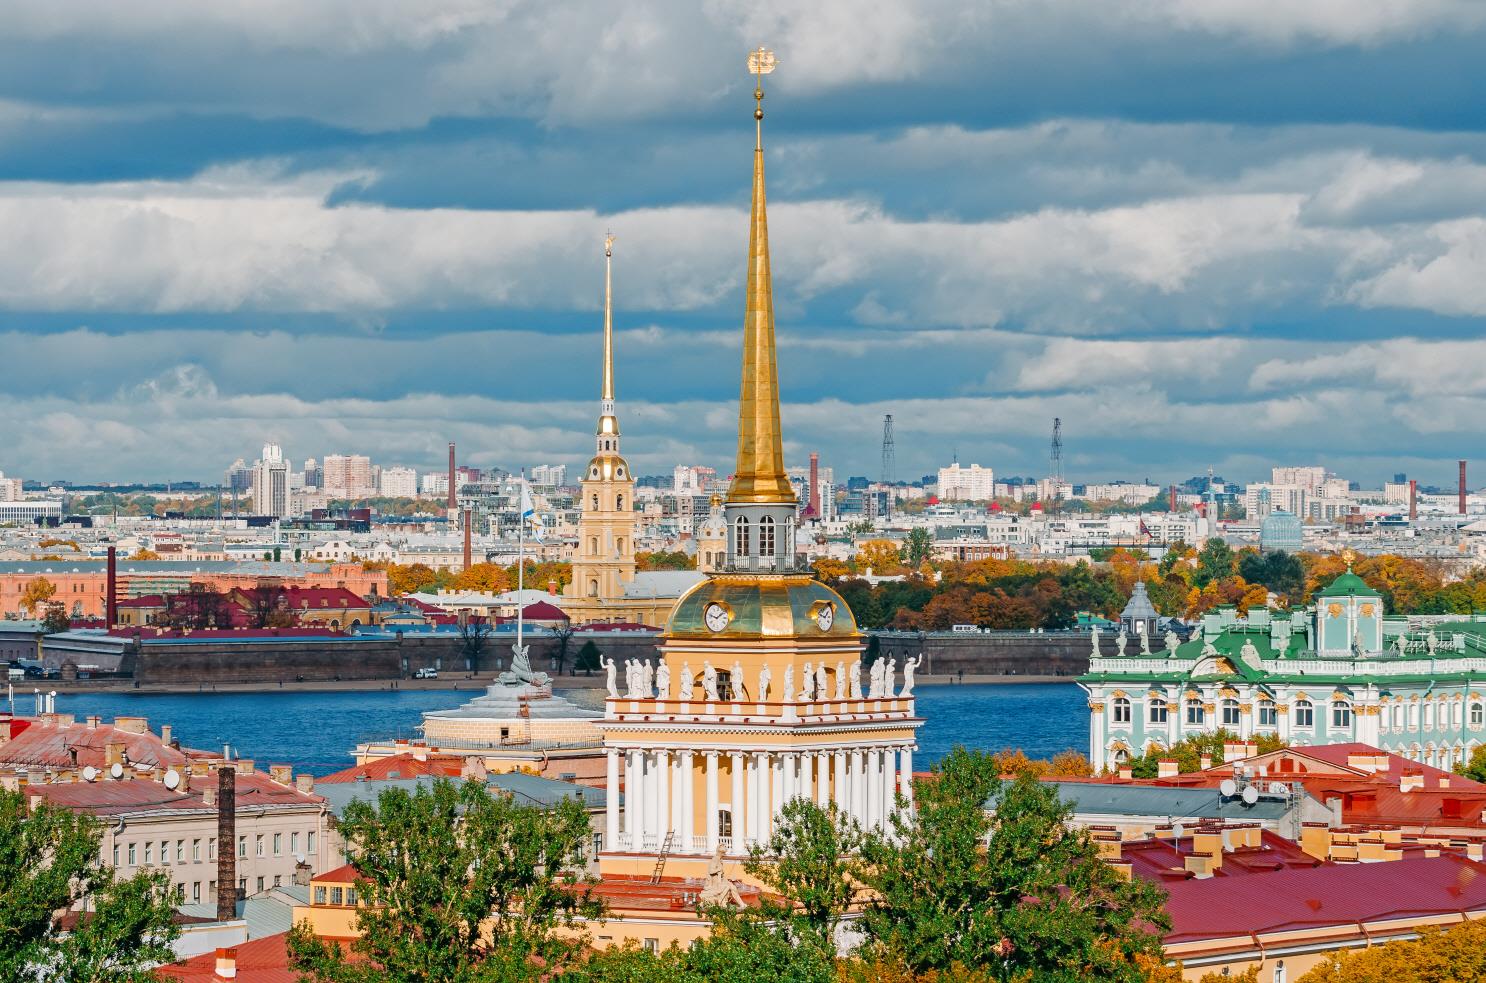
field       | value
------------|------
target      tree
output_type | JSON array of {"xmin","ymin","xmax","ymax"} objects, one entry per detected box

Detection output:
[
  {"xmin": 0, "ymin": 789, "xmax": 179, "ymax": 982},
  {"xmin": 636, "ymin": 550, "xmax": 694, "ymax": 571},
  {"xmin": 19, "ymin": 577, "xmax": 56, "ymax": 617},
  {"xmin": 903, "ymin": 529, "xmax": 935, "ymax": 570},
  {"xmin": 811, "ymin": 558, "xmax": 851, "ymax": 583},
  {"xmin": 1297, "ymin": 916, "xmax": 1486, "ymax": 982},
  {"xmin": 385, "ymin": 562, "xmax": 450, "ymax": 596},
  {"xmin": 451, "ymin": 562, "xmax": 511, "ymax": 594},
  {"xmin": 550, "ymin": 623, "xmax": 577, "ymax": 676},
  {"xmin": 854, "ymin": 748, "xmax": 1168, "ymax": 981},
  {"xmin": 1455, "ymin": 744, "xmax": 1486, "ymax": 783},
  {"xmin": 287, "ymin": 778, "xmax": 602, "ymax": 983},
  {"xmin": 126, "ymin": 548, "xmax": 160, "ymax": 561},
  {"xmin": 856, "ymin": 540, "xmax": 904, "ymax": 575},
  {"xmin": 456, "ymin": 615, "xmax": 495, "ymax": 672},
  {"xmin": 40, "ymin": 603, "xmax": 71, "ymax": 634},
  {"xmin": 1193, "ymin": 539, "xmax": 1235, "ymax": 589},
  {"xmin": 741, "ymin": 799, "xmax": 861, "ymax": 958},
  {"xmin": 163, "ymin": 584, "xmax": 228, "ymax": 630},
  {"xmin": 575, "ymin": 639, "xmax": 602, "ymax": 675},
  {"xmin": 237, "ymin": 583, "xmax": 295, "ymax": 629}
]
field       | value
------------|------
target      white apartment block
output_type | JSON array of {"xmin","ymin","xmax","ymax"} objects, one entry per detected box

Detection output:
[
  {"xmin": 530, "ymin": 464, "xmax": 568, "ymax": 487},
  {"xmin": 378, "ymin": 467, "xmax": 418, "ymax": 498},
  {"xmin": 0, "ymin": 471, "xmax": 22, "ymax": 502},
  {"xmin": 1244, "ymin": 483, "xmax": 1307, "ymax": 519},
  {"xmin": 1081, "ymin": 482, "xmax": 1161, "ymax": 505},
  {"xmin": 1271, "ymin": 466, "xmax": 1328, "ymax": 493},
  {"xmin": 937, "ymin": 463, "xmax": 996, "ymax": 501},
  {"xmin": 672, "ymin": 465, "xmax": 717, "ymax": 495},
  {"xmin": 251, "ymin": 443, "xmax": 290, "ymax": 519},
  {"xmin": 420, "ymin": 473, "xmax": 449, "ymax": 498}
]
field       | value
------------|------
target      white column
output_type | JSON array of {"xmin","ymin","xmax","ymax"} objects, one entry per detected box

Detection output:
[
  {"xmin": 753, "ymin": 751, "xmax": 770, "ymax": 844},
  {"xmin": 769, "ymin": 754, "xmax": 783, "ymax": 839},
  {"xmin": 815, "ymin": 751, "xmax": 830, "ymax": 806},
  {"xmin": 605, "ymin": 748, "xmax": 619, "ymax": 851},
  {"xmin": 1088, "ymin": 692, "xmax": 1105, "ymax": 767},
  {"xmin": 705, "ymin": 751, "xmax": 720, "ymax": 854},
  {"xmin": 655, "ymin": 750, "xmax": 671, "ymax": 844},
  {"xmin": 884, "ymin": 746, "xmax": 898, "ymax": 818},
  {"xmin": 624, "ymin": 750, "xmax": 640, "ymax": 845},
  {"xmin": 852, "ymin": 749, "xmax": 867, "ymax": 824},
  {"xmin": 901, "ymin": 745, "xmax": 915, "ymax": 812},
  {"xmin": 781, "ymin": 751, "xmax": 797, "ymax": 806},
  {"xmin": 832, "ymin": 750, "xmax": 847, "ymax": 811},
  {"xmin": 681, "ymin": 750, "xmax": 696, "ymax": 848},
  {"xmin": 730, "ymin": 752, "xmax": 745, "ymax": 850},
  {"xmin": 868, "ymin": 747, "xmax": 884, "ymax": 830},
  {"xmin": 671, "ymin": 752, "xmax": 684, "ymax": 840}
]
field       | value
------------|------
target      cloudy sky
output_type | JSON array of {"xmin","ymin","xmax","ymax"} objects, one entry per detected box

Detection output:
[{"xmin": 4, "ymin": 1, "xmax": 1486, "ymax": 487}]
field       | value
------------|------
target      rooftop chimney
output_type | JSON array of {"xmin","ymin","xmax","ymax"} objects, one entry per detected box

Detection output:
[
  {"xmin": 463, "ymin": 508, "xmax": 472, "ymax": 571},
  {"xmin": 294, "ymin": 774, "xmax": 314, "ymax": 794},
  {"xmin": 216, "ymin": 765, "xmax": 236, "ymax": 922},
  {"xmin": 1461, "ymin": 460, "xmax": 1468, "ymax": 515},
  {"xmin": 106, "ymin": 546, "xmax": 118, "ymax": 628},
  {"xmin": 808, "ymin": 452, "xmax": 820, "ymax": 518},
  {"xmin": 213, "ymin": 947, "xmax": 237, "ymax": 980},
  {"xmin": 1409, "ymin": 479, "xmax": 1418, "ymax": 521},
  {"xmin": 1157, "ymin": 759, "xmax": 1178, "ymax": 779},
  {"xmin": 160, "ymin": 724, "xmax": 172, "ymax": 745}
]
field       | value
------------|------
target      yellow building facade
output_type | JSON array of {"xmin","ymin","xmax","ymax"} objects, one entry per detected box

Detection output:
[{"xmin": 596, "ymin": 50, "xmax": 922, "ymax": 893}]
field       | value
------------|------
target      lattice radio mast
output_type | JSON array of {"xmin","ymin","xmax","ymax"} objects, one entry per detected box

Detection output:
[
  {"xmin": 1049, "ymin": 417, "xmax": 1063, "ymax": 514},
  {"xmin": 881, "ymin": 414, "xmax": 896, "ymax": 485}
]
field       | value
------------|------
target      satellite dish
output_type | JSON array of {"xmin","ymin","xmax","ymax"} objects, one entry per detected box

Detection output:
[
  {"xmin": 82, "ymin": 766, "xmax": 98, "ymax": 782},
  {"xmin": 1268, "ymin": 782, "xmax": 1289, "ymax": 795},
  {"xmin": 294, "ymin": 853, "xmax": 306, "ymax": 864},
  {"xmin": 163, "ymin": 769, "xmax": 181, "ymax": 790},
  {"xmin": 109, "ymin": 762, "xmax": 123, "ymax": 779},
  {"xmin": 1171, "ymin": 822, "xmax": 1185, "ymax": 839},
  {"xmin": 1219, "ymin": 779, "xmax": 1238, "ymax": 798},
  {"xmin": 1242, "ymin": 785, "xmax": 1260, "ymax": 805}
]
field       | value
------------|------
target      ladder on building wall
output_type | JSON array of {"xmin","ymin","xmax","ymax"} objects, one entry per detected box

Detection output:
[{"xmin": 649, "ymin": 832, "xmax": 674, "ymax": 884}]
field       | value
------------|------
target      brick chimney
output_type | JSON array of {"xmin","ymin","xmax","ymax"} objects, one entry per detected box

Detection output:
[
  {"xmin": 160, "ymin": 724, "xmax": 172, "ymax": 745},
  {"xmin": 106, "ymin": 546, "xmax": 118, "ymax": 627},
  {"xmin": 447, "ymin": 442, "xmax": 457, "ymax": 513},
  {"xmin": 462, "ymin": 508, "xmax": 472, "ymax": 571},
  {"xmin": 213, "ymin": 947, "xmax": 237, "ymax": 980},
  {"xmin": 1401, "ymin": 769, "xmax": 1423, "ymax": 793},
  {"xmin": 269, "ymin": 764, "xmax": 292, "ymax": 785},
  {"xmin": 1409, "ymin": 479, "xmax": 1418, "ymax": 521},
  {"xmin": 808, "ymin": 452, "xmax": 820, "ymax": 518},
  {"xmin": 1157, "ymin": 759, "xmax": 1178, "ymax": 779},
  {"xmin": 216, "ymin": 765, "xmax": 236, "ymax": 921},
  {"xmin": 295, "ymin": 774, "xmax": 314, "ymax": 794},
  {"xmin": 1461, "ymin": 460, "xmax": 1468, "ymax": 515},
  {"xmin": 1199, "ymin": 754, "xmax": 1213, "ymax": 770}
]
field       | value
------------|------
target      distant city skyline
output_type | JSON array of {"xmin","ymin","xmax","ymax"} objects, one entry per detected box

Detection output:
[{"xmin": 5, "ymin": 6, "xmax": 1486, "ymax": 483}]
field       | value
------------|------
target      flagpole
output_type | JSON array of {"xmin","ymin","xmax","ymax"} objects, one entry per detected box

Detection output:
[{"xmin": 516, "ymin": 470, "xmax": 525, "ymax": 660}]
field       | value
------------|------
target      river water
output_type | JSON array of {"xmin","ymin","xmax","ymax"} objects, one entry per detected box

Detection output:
[{"xmin": 34, "ymin": 683, "xmax": 1087, "ymax": 776}]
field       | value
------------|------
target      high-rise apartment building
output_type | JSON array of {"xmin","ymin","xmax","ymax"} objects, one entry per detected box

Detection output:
[
  {"xmin": 937, "ymin": 463, "xmax": 996, "ymax": 501},
  {"xmin": 420, "ymin": 473, "xmax": 449, "ymax": 498},
  {"xmin": 672, "ymin": 465, "xmax": 716, "ymax": 495},
  {"xmin": 530, "ymin": 464, "xmax": 568, "ymax": 487},
  {"xmin": 378, "ymin": 467, "xmax": 418, "ymax": 498},
  {"xmin": 1271, "ymin": 466, "xmax": 1327, "ymax": 494},
  {"xmin": 321, "ymin": 455, "xmax": 375, "ymax": 499},
  {"xmin": 251, "ymin": 443, "xmax": 290, "ymax": 518},
  {"xmin": 303, "ymin": 458, "xmax": 321, "ymax": 489},
  {"xmin": 0, "ymin": 471, "xmax": 22, "ymax": 502}
]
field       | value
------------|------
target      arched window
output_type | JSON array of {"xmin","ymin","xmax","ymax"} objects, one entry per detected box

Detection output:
[
  {"xmin": 589, "ymin": 537, "xmax": 598, "ymax": 556},
  {"xmin": 1425, "ymin": 701, "xmax": 1436, "ymax": 731},
  {"xmin": 1113, "ymin": 747, "xmax": 1131, "ymax": 765},
  {"xmin": 735, "ymin": 518, "xmax": 750, "ymax": 556},
  {"xmin": 591, "ymin": 495, "xmax": 599, "ymax": 510},
  {"xmin": 1472, "ymin": 702, "xmax": 1483, "ymax": 727},
  {"xmin": 1149, "ymin": 699, "xmax": 1168, "ymax": 724},
  {"xmin": 1409, "ymin": 701, "xmax": 1420, "ymax": 729},
  {"xmin": 1185, "ymin": 699, "xmax": 1205, "ymax": 726},
  {"xmin": 1392, "ymin": 703, "xmax": 1404, "ymax": 730},
  {"xmin": 1294, "ymin": 700, "xmax": 1314, "ymax": 728},
  {"xmin": 616, "ymin": 494, "xmax": 624, "ymax": 511},
  {"xmin": 1332, "ymin": 701, "xmax": 1353, "ymax": 729},
  {"xmin": 1112, "ymin": 697, "xmax": 1131, "ymax": 724},
  {"xmin": 1221, "ymin": 698, "xmax": 1241, "ymax": 727},
  {"xmin": 759, "ymin": 516, "xmax": 776, "ymax": 558},
  {"xmin": 588, "ymin": 579, "xmax": 599, "ymax": 597}
]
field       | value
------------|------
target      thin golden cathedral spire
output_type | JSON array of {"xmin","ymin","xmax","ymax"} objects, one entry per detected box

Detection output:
[
  {"xmin": 598, "ymin": 233, "xmax": 619, "ymax": 445},
  {"xmin": 728, "ymin": 46, "xmax": 795, "ymax": 506}
]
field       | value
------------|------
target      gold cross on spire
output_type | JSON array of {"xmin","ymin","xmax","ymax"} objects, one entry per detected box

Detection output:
[{"xmin": 748, "ymin": 46, "xmax": 777, "ymax": 148}]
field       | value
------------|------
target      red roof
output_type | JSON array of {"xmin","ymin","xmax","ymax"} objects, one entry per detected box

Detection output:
[
  {"xmin": 519, "ymin": 601, "xmax": 569, "ymax": 621},
  {"xmin": 576, "ymin": 621, "xmax": 659, "ymax": 632},
  {"xmin": 158, "ymin": 933, "xmax": 297, "ymax": 982},
  {"xmin": 29, "ymin": 770, "xmax": 322, "ymax": 817},
  {"xmin": 116, "ymin": 595, "xmax": 167, "ymax": 608},
  {"xmin": 106, "ymin": 626, "xmax": 347, "ymax": 640},
  {"xmin": 0, "ymin": 719, "xmax": 203, "ymax": 771},
  {"xmin": 1120, "ymin": 829, "xmax": 1319, "ymax": 883},
  {"xmin": 314, "ymin": 864, "xmax": 366, "ymax": 885},
  {"xmin": 1161, "ymin": 854, "xmax": 1486, "ymax": 943},
  {"xmin": 278, "ymin": 586, "xmax": 369, "ymax": 609},
  {"xmin": 317, "ymin": 752, "xmax": 464, "ymax": 784}
]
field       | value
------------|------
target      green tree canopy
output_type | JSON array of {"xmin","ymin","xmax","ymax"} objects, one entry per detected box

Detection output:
[{"xmin": 0, "ymin": 789, "xmax": 179, "ymax": 982}]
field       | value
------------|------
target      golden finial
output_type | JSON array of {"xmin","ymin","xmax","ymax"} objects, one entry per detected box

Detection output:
[
  {"xmin": 1341, "ymin": 548, "xmax": 1356, "ymax": 571},
  {"xmin": 605, "ymin": 231, "xmax": 614, "ymax": 258},
  {"xmin": 599, "ymin": 231, "xmax": 617, "ymax": 429}
]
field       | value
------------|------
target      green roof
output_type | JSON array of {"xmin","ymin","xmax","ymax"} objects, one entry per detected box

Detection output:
[{"xmin": 1315, "ymin": 570, "xmax": 1381, "ymax": 598}]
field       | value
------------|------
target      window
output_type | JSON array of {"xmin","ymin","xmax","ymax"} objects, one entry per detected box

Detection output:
[
  {"xmin": 1392, "ymin": 704, "xmax": 1403, "ymax": 730},
  {"xmin": 1473, "ymin": 703, "xmax": 1483, "ymax": 727},
  {"xmin": 1258, "ymin": 701, "xmax": 1278, "ymax": 727},
  {"xmin": 237, "ymin": 836, "xmax": 246, "ymax": 860},
  {"xmin": 616, "ymin": 494, "xmax": 624, "ymax": 511},
  {"xmin": 192, "ymin": 882, "xmax": 201, "ymax": 903},
  {"xmin": 589, "ymin": 537, "xmax": 598, "ymax": 556},
  {"xmin": 112, "ymin": 844, "xmax": 120, "ymax": 867},
  {"xmin": 1425, "ymin": 702, "xmax": 1436, "ymax": 730},
  {"xmin": 144, "ymin": 842, "xmax": 153, "ymax": 865},
  {"xmin": 193, "ymin": 839, "xmax": 201, "ymax": 862},
  {"xmin": 346, "ymin": 887, "xmax": 358, "ymax": 905},
  {"xmin": 735, "ymin": 518, "xmax": 750, "ymax": 556},
  {"xmin": 330, "ymin": 887, "xmax": 344, "ymax": 905},
  {"xmin": 1149, "ymin": 699, "xmax": 1168, "ymax": 724},
  {"xmin": 160, "ymin": 840, "xmax": 168, "ymax": 864},
  {"xmin": 176, "ymin": 840, "xmax": 184, "ymax": 863},
  {"xmin": 255, "ymin": 835, "xmax": 264, "ymax": 858},
  {"xmin": 1185, "ymin": 699, "xmax": 1205, "ymax": 726},
  {"xmin": 1332, "ymin": 702, "xmax": 1353, "ymax": 729},
  {"xmin": 1409, "ymin": 702, "xmax": 1420, "ymax": 729},
  {"xmin": 273, "ymin": 833, "xmax": 282, "ymax": 856},
  {"xmin": 314, "ymin": 886, "xmax": 327, "ymax": 904},
  {"xmin": 209, "ymin": 838, "xmax": 217, "ymax": 860},
  {"xmin": 1221, "ymin": 699, "xmax": 1241, "ymax": 727},
  {"xmin": 588, "ymin": 579, "xmax": 598, "ymax": 597},
  {"xmin": 307, "ymin": 832, "xmax": 316, "ymax": 854},
  {"xmin": 209, "ymin": 881, "xmax": 217, "ymax": 901},
  {"xmin": 291, "ymin": 832, "xmax": 299, "ymax": 855},
  {"xmin": 257, "ymin": 876, "xmax": 265, "ymax": 893},
  {"xmin": 760, "ymin": 516, "xmax": 776, "ymax": 557},
  {"xmin": 1112, "ymin": 696, "xmax": 1131, "ymax": 724},
  {"xmin": 1294, "ymin": 700, "xmax": 1314, "ymax": 728},
  {"xmin": 591, "ymin": 495, "xmax": 599, "ymax": 510},
  {"xmin": 643, "ymin": 939, "xmax": 659, "ymax": 954}
]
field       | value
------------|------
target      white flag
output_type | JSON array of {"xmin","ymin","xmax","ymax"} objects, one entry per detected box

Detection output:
[{"xmin": 519, "ymin": 483, "xmax": 544, "ymax": 542}]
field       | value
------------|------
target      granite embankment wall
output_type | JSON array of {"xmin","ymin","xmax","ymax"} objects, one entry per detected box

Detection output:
[
  {"xmin": 126, "ymin": 631, "xmax": 666, "ymax": 685},
  {"xmin": 870, "ymin": 631, "xmax": 1092, "ymax": 678}
]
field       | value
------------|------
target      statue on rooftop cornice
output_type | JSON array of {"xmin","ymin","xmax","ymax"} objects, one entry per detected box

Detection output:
[
  {"xmin": 1164, "ymin": 630, "xmax": 1180, "ymax": 655},
  {"xmin": 655, "ymin": 660, "xmax": 671, "ymax": 700},
  {"xmin": 1116, "ymin": 629, "xmax": 1128, "ymax": 657},
  {"xmin": 601, "ymin": 653, "xmax": 618, "ymax": 698},
  {"xmin": 1201, "ymin": 639, "xmax": 1218, "ymax": 658},
  {"xmin": 758, "ymin": 662, "xmax": 771, "ymax": 702},
  {"xmin": 1091, "ymin": 625, "xmax": 1101, "ymax": 657},
  {"xmin": 835, "ymin": 661, "xmax": 848, "ymax": 699},
  {"xmin": 1139, "ymin": 626, "xmax": 1151, "ymax": 655},
  {"xmin": 499, "ymin": 641, "xmax": 549, "ymax": 688},
  {"xmin": 800, "ymin": 661, "xmax": 815, "ymax": 701},
  {"xmin": 702, "ymin": 660, "xmax": 719, "ymax": 701},
  {"xmin": 1239, "ymin": 638, "xmax": 1260, "ymax": 667},
  {"xmin": 849, "ymin": 660, "xmax": 862, "ymax": 699}
]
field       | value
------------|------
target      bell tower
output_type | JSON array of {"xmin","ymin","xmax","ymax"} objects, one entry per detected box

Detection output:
[
  {"xmin": 567, "ymin": 235, "xmax": 637, "ymax": 606},
  {"xmin": 597, "ymin": 49, "xmax": 922, "ymax": 883}
]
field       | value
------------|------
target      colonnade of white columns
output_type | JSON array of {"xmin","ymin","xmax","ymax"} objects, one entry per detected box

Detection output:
[{"xmin": 606, "ymin": 744, "xmax": 915, "ymax": 854}]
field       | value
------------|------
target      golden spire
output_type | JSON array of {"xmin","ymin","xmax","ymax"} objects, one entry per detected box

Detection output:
[
  {"xmin": 598, "ymin": 233, "xmax": 619, "ymax": 439},
  {"xmin": 728, "ymin": 47, "xmax": 795, "ymax": 506}
]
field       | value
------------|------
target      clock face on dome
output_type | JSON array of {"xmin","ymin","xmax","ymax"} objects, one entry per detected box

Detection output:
[
  {"xmin": 704, "ymin": 603, "xmax": 730, "ymax": 632},
  {"xmin": 816, "ymin": 602, "xmax": 835, "ymax": 632}
]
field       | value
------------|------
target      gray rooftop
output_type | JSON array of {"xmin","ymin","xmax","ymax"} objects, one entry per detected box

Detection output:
[
  {"xmin": 1036, "ymin": 781, "xmax": 1293, "ymax": 822},
  {"xmin": 316, "ymin": 773, "xmax": 607, "ymax": 819}
]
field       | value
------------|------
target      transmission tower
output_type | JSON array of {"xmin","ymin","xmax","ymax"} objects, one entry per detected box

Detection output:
[
  {"xmin": 1049, "ymin": 417, "xmax": 1063, "ymax": 514},
  {"xmin": 881, "ymin": 414, "xmax": 896, "ymax": 485}
]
